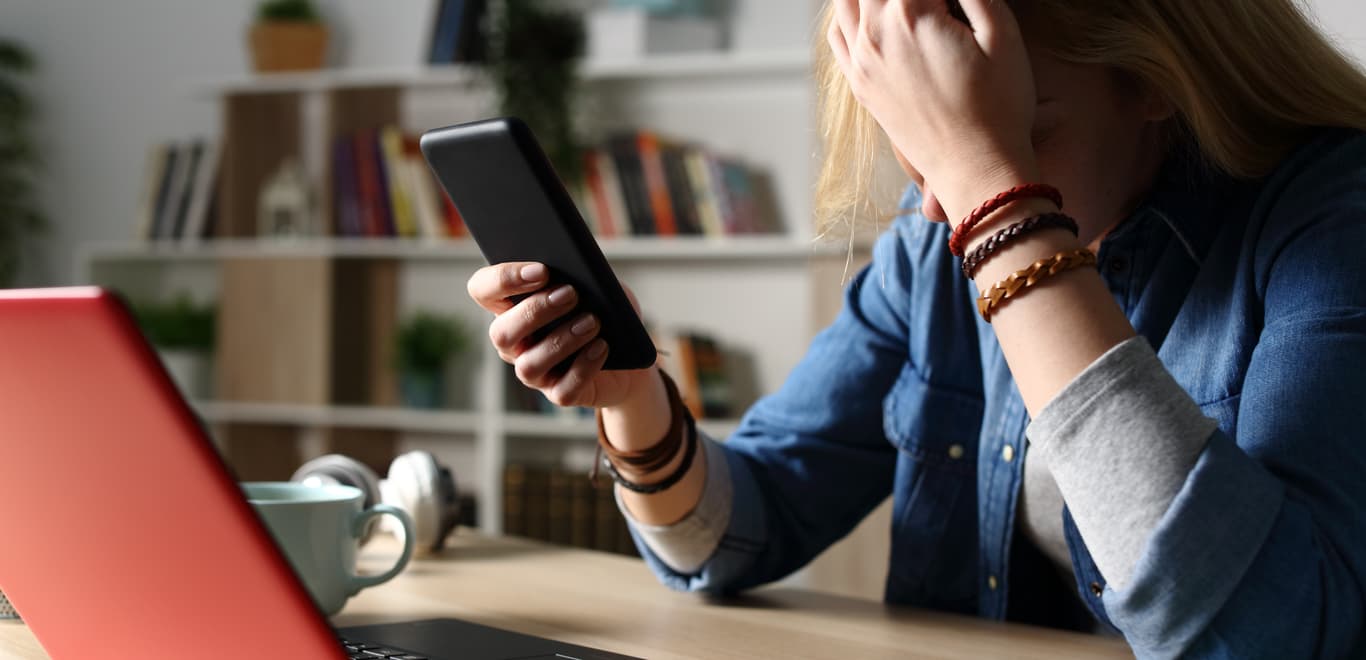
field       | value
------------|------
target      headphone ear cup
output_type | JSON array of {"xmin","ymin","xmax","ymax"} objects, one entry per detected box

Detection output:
[
  {"xmin": 382, "ymin": 451, "xmax": 459, "ymax": 553},
  {"xmin": 291, "ymin": 455, "xmax": 383, "ymax": 545}
]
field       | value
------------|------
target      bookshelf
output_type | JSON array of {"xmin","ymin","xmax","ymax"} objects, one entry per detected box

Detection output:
[{"xmin": 82, "ymin": 49, "xmax": 877, "ymax": 538}]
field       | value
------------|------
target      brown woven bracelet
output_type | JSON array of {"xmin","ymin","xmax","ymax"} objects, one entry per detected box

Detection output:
[
  {"xmin": 961, "ymin": 213, "xmax": 1080, "ymax": 280},
  {"xmin": 591, "ymin": 369, "xmax": 686, "ymax": 480},
  {"xmin": 977, "ymin": 248, "xmax": 1097, "ymax": 322}
]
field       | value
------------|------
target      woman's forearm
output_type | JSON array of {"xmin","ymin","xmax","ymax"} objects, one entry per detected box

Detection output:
[{"xmin": 599, "ymin": 367, "xmax": 708, "ymax": 526}]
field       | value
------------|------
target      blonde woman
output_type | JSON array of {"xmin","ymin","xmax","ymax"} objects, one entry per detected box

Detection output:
[{"xmin": 467, "ymin": 0, "xmax": 1366, "ymax": 656}]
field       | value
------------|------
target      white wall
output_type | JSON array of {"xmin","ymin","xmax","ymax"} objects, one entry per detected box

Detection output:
[{"xmin": 1308, "ymin": 0, "xmax": 1366, "ymax": 64}]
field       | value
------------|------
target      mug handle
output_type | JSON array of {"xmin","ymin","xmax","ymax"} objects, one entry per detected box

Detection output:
[{"xmin": 346, "ymin": 504, "xmax": 415, "ymax": 595}]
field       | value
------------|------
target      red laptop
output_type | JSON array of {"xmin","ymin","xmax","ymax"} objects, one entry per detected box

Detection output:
[{"xmin": 0, "ymin": 287, "xmax": 634, "ymax": 660}]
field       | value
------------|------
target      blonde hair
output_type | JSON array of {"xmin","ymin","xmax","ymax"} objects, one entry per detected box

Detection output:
[{"xmin": 814, "ymin": 0, "xmax": 1366, "ymax": 233}]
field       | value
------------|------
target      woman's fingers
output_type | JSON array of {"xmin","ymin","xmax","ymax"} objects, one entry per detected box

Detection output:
[
  {"xmin": 487, "ymin": 284, "xmax": 578, "ymax": 361},
  {"xmin": 466, "ymin": 262, "xmax": 549, "ymax": 314},
  {"xmin": 957, "ymin": 0, "xmax": 1017, "ymax": 49},
  {"xmin": 513, "ymin": 312, "xmax": 602, "ymax": 390},
  {"xmin": 832, "ymin": 0, "xmax": 861, "ymax": 51},
  {"xmin": 542, "ymin": 339, "xmax": 610, "ymax": 408}
]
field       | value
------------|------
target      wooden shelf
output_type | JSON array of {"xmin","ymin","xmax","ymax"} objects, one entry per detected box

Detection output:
[
  {"xmin": 191, "ymin": 401, "xmax": 739, "ymax": 440},
  {"xmin": 503, "ymin": 411, "xmax": 740, "ymax": 440},
  {"xmin": 199, "ymin": 51, "xmax": 812, "ymax": 96},
  {"xmin": 81, "ymin": 235, "xmax": 867, "ymax": 264},
  {"xmin": 195, "ymin": 401, "xmax": 481, "ymax": 435}
]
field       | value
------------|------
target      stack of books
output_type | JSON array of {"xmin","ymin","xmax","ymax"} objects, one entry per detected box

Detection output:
[
  {"xmin": 331, "ymin": 126, "xmax": 465, "ymax": 239},
  {"xmin": 503, "ymin": 464, "xmax": 637, "ymax": 556},
  {"xmin": 577, "ymin": 132, "xmax": 782, "ymax": 239}
]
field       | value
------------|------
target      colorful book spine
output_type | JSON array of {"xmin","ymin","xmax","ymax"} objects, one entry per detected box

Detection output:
[
  {"xmin": 379, "ymin": 126, "xmax": 417, "ymax": 237},
  {"xmin": 636, "ymin": 132, "xmax": 678, "ymax": 235},
  {"xmin": 608, "ymin": 134, "xmax": 654, "ymax": 235},
  {"xmin": 582, "ymin": 149, "xmax": 617, "ymax": 238}
]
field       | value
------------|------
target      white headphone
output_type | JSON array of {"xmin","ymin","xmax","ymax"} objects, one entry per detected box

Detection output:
[{"xmin": 291, "ymin": 451, "xmax": 460, "ymax": 553}]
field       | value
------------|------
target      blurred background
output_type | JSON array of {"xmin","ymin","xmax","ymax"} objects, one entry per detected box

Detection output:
[{"xmin": 2, "ymin": 0, "xmax": 1364, "ymax": 600}]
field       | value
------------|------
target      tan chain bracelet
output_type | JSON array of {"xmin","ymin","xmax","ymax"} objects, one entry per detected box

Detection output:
[{"xmin": 976, "ymin": 248, "xmax": 1098, "ymax": 322}]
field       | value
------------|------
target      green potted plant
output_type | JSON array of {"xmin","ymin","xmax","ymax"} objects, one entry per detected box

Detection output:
[
  {"xmin": 395, "ymin": 311, "xmax": 469, "ymax": 409},
  {"xmin": 490, "ymin": 1, "xmax": 586, "ymax": 181},
  {"xmin": 0, "ymin": 40, "xmax": 44, "ymax": 288},
  {"xmin": 249, "ymin": 0, "xmax": 329, "ymax": 73},
  {"xmin": 131, "ymin": 294, "xmax": 218, "ymax": 400}
]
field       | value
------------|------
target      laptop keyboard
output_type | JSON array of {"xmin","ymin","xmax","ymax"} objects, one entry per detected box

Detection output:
[{"xmin": 339, "ymin": 637, "xmax": 429, "ymax": 660}]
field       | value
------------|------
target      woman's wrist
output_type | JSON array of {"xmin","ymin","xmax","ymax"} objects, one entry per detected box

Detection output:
[{"xmin": 599, "ymin": 365, "xmax": 673, "ymax": 457}]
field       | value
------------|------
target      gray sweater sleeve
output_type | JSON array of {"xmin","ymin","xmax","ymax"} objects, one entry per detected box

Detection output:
[
  {"xmin": 1027, "ymin": 335, "xmax": 1217, "ymax": 589},
  {"xmin": 615, "ymin": 432, "xmax": 732, "ymax": 575}
]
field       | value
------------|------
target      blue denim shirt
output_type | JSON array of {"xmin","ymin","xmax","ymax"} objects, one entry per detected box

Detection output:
[{"xmin": 629, "ymin": 130, "xmax": 1366, "ymax": 659}]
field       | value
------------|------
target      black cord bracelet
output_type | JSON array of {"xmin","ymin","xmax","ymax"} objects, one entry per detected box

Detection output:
[
  {"xmin": 961, "ymin": 212, "xmax": 1080, "ymax": 280},
  {"xmin": 601, "ymin": 409, "xmax": 698, "ymax": 494}
]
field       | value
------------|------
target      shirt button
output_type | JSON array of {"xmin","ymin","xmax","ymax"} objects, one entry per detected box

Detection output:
[
  {"xmin": 1090, "ymin": 581, "xmax": 1104, "ymax": 597},
  {"xmin": 988, "ymin": 575, "xmax": 999, "ymax": 591},
  {"xmin": 1107, "ymin": 256, "xmax": 1129, "ymax": 275},
  {"xmin": 1001, "ymin": 444, "xmax": 1015, "ymax": 463},
  {"xmin": 948, "ymin": 444, "xmax": 965, "ymax": 460}
]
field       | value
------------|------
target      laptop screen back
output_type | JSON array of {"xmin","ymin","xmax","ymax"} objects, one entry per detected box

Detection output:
[{"xmin": 0, "ymin": 288, "xmax": 341, "ymax": 659}]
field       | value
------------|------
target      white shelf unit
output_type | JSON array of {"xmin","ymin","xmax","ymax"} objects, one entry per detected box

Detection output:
[{"xmin": 84, "ymin": 47, "xmax": 873, "ymax": 536}]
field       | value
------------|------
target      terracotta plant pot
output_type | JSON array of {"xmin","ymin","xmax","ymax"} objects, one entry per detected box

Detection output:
[{"xmin": 249, "ymin": 22, "xmax": 328, "ymax": 72}]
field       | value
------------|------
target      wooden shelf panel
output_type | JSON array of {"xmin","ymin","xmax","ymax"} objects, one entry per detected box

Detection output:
[
  {"xmin": 81, "ymin": 235, "xmax": 869, "ymax": 263},
  {"xmin": 199, "ymin": 51, "xmax": 812, "ymax": 96},
  {"xmin": 196, "ymin": 401, "xmax": 481, "ymax": 435},
  {"xmin": 502, "ymin": 412, "xmax": 740, "ymax": 440}
]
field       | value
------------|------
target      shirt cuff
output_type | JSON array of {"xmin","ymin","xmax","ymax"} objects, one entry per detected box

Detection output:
[
  {"xmin": 1027, "ymin": 335, "xmax": 1217, "ymax": 589},
  {"xmin": 615, "ymin": 432, "xmax": 733, "ymax": 575}
]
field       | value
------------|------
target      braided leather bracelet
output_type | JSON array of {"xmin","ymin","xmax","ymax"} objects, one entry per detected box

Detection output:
[
  {"xmin": 977, "ymin": 248, "xmax": 1097, "ymax": 322},
  {"xmin": 961, "ymin": 213, "xmax": 1079, "ymax": 279},
  {"xmin": 949, "ymin": 183, "xmax": 1063, "ymax": 257}
]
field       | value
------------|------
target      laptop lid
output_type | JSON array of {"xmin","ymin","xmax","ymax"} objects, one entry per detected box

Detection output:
[{"xmin": 0, "ymin": 288, "xmax": 342, "ymax": 659}]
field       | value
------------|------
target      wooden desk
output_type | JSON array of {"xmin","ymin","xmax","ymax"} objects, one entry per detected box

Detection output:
[{"xmin": 0, "ymin": 534, "xmax": 1132, "ymax": 659}]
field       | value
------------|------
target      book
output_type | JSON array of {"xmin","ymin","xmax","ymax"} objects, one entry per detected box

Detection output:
[
  {"xmin": 569, "ymin": 472, "xmax": 597, "ymax": 550},
  {"xmin": 167, "ymin": 140, "xmax": 205, "ymax": 239},
  {"xmin": 503, "ymin": 463, "xmax": 527, "ymax": 537},
  {"xmin": 607, "ymin": 134, "xmax": 654, "ymax": 235},
  {"xmin": 332, "ymin": 136, "xmax": 363, "ymax": 237},
  {"xmin": 427, "ymin": 0, "xmax": 468, "ymax": 64},
  {"xmin": 455, "ymin": 0, "xmax": 489, "ymax": 63},
  {"xmin": 353, "ymin": 129, "xmax": 386, "ymax": 236},
  {"xmin": 522, "ymin": 465, "xmax": 551, "ymax": 541},
  {"xmin": 684, "ymin": 148, "xmax": 726, "ymax": 237},
  {"xmin": 661, "ymin": 144, "xmax": 702, "ymax": 235},
  {"xmin": 379, "ymin": 126, "xmax": 417, "ymax": 237},
  {"xmin": 149, "ymin": 142, "xmax": 184, "ymax": 240},
  {"xmin": 636, "ymin": 132, "xmax": 677, "ymax": 235},
  {"xmin": 596, "ymin": 149, "xmax": 632, "ymax": 238},
  {"xmin": 179, "ymin": 140, "xmax": 221, "ymax": 242},
  {"xmin": 402, "ymin": 136, "xmax": 445, "ymax": 239},
  {"xmin": 581, "ymin": 149, "xmax": 616, "ymax": 238},
  {"xmin": 692, "ymin": 333, "xmax": 732, "ymax": 418},
  {"xmin": 135, "ymin": 143, "xmax": 171, "ymax": 240},
  {"xmin": 547, "ymin": 468, "xmax": 573, "ymax": 546}
]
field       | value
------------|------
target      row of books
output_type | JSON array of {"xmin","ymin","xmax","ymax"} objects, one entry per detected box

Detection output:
[
  {"xmin": 503, "ymin": 463, "xmax": 638, "ymax": 557},
  {"xmin": 136, "ymin": 139, "xmax": 219, "ymax": 241},
  {"xmin": 576, "ymin": 133, "xmax": 783, "ymax": 239},
  {"xmin": 331, "ymin": 126, "xmax": 467, "ymax": 239},
  {"xmin": 427, "ymin": 0, "xmax": 488, "ymax": 65}
]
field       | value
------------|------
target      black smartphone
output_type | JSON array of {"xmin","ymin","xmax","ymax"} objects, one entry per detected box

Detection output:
[{"xmin": 419, "ymin": 117, "xmax": 657, "ymax": 371}]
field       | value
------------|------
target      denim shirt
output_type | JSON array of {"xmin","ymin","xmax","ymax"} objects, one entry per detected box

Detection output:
[{"xmin": 628, "ymin": 130, "xmax": 1366, "ymax": 659}]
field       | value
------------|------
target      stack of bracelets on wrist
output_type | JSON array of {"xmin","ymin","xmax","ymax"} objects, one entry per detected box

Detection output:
[
  {"xmin": 592, "ymin": 369, "xmax": 698, "ymax": 494},
  {"xmin": 951, "ymin": 184, "xmax": 1097, "ymax": 323}
]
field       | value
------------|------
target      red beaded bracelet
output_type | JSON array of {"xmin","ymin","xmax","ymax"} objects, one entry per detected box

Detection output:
[{"xmin": 949, "ymin": 183, "xmax": 1063, "ymax": 257}]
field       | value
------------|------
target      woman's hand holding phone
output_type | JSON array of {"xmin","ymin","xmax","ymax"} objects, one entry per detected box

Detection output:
[{"xmin": 468, "ymin": 261, "xmax": 659, "ymax": 412}]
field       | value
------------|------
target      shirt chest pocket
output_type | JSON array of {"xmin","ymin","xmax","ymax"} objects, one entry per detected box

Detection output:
[{"xmin": 881, "ymin": 364, "xmax": 983, "ymax": 606}]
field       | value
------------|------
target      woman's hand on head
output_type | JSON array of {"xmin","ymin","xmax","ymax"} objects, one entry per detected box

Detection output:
[
  {"xmin": 467, "ymin": 262, "xmax": 658, "ymax": 410},
  {"xmin": 828, "ymin": 0, "xmax": 1041, "ymax": 222}
]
